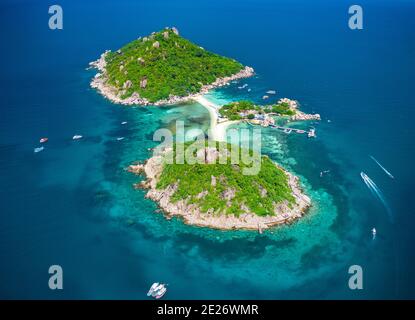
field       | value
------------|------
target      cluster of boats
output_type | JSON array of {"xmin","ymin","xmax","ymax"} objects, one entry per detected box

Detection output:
[
  {"xmin": 360, "ymin": 156, "xmax": 396, "ymax": 240},
  {"xmin": 33, "ymin": 121, "xmax": 128, "ymax": 153},
  {"xmin": 34, "ymin": 137, "xmax": 49, "ymax": 153},
  {"xmin": 34, "ymin": 135, "xmax": 83, "ymax": 153},
  {"xmin": 236, "ymin": 83, "xmax": 277, "ymax": 97},
  {"xmin": 147, "ymin": 282, "xmax": 167, "ymax": 299}
]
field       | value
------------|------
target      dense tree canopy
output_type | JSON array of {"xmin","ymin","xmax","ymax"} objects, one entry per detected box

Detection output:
[
  {"xmin": 156, "ymin": 142, "xmax": 295, "ymax": 217},
  {"xmin": 104, "ymin": 29, "xmax": 244, "ymax": 103}
]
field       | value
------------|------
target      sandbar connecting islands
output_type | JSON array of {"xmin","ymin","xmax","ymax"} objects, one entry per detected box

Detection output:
[{"xmin": 90, "ymin": 27, "xmax": 321, "ymax": 231}]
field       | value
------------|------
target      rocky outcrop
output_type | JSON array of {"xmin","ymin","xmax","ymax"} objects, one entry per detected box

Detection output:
[
  {"xmin": 123, "ymin": 80, "xmax": 132, "ymax": 89},
  {"xmin": 127, "ymin": 163, "xmax": 144, "ymax": 174},
  {"xmin": 291, "ymin": 111, "xmax": 321, "ymax": 121},
  {"xmin": 171, "ymin": 27, "xmax": 179, "ymax": 35},
  {"xmin": 278, "ymin": 98, "xmax": 298, "ymax": 109},
  {"xmin": 221, "ymin": 188, "xmax": 236, "ymax": 202},
  {"xmin": 140, "ymin": 77, "xmax": 147, "ymax": 89},
  {"xmin": 211, "ymin": 175, "xmax": 216, "ymax": 187},
  {"xmin": 275, "ymin": 97, "xmax": 321, "ymax": 121}
]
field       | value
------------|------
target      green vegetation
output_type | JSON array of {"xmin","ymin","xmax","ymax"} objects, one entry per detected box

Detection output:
[
  {"xmin": 268, "ymin": 102, "xmax": 296, "ymax": 116},
  {"xmin": 156, "ymin": 142, "xmax": 295, "ymax": 217},
  {"xmin": 104, "ymin": 28, "xmax": 244, "ymax": 103},
  {"xmin": 218, "ymin": 100, "xmax": 259, "ymax": 120},
  {"xmin": 218, "ymin": 100, "xmax": 296, "ymax": 120}
]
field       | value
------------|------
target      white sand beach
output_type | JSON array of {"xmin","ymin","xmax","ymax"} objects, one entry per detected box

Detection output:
[{"xmin": 193, "ymin": 95, "xmax": 240, "ymax": 142}]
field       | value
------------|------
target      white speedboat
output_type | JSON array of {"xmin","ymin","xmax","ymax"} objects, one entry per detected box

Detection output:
[
  {"xmin": 154, "ymin": 286, "xmax": 167, "ymax": 299},
  {"xmin": 308, "ymin": 128, "xmax": 316, "ymax": 138},
  {"xmin": 147, "ymin": 282, "xmax": 160, "ymax": 296},
  {"xmin": 360, "ymin": 172, "xmax": 370, "ymax": 181},
  {"xmin": 72, "ymin": 135, "xmax": 83, "ymax": 140},
  {"xmin": 153, "ymin": 283, "xmax": 164, "ymax": 292}
]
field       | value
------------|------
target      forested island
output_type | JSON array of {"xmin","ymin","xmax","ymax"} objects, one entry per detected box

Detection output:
[
  {"xmin": 219, "ymin": 99, "xmax": 295, "ymax": 120},
  {"xmin": 128, "ymin": 142, "xmax": 311, "ymax": 230},
  {"xmin": 90, "ymin": 27, "xmax": 254, "ymax": 105},
  {"xmin": 218, "ymin": 98, "xmax": 320, "ymax": 126}
]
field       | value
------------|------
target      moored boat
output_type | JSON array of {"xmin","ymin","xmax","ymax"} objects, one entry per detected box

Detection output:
[
  {"xmin": 147, "ymin": 282, "xmax": 167, "ymax": 299},
  {"xmin": 34, "ymin": 146, "xmax": 44, "ymax": 153},
  {"xmin": 154, "ymin": 286, "xmax": 167, "ymax": 299},
  {"xmin": 147, "ymin": 282, "xmax": 160, "ymax": 296},
  {"xmin": 308, "ymin": 128, "xmax": 316, "ymax": 138}
]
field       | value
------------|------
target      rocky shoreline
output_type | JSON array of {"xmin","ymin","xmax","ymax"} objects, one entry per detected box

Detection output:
[
  {"xmin": 89, "ymin": 51, "xmax": 255, "ymax": 106},
  {"xmin": 127, "ymin": 152, "xmax": 311, "ymax": 231},
  {"xmin": 291, "ymin": 110, "xmax": 321, "ymax": 121}
]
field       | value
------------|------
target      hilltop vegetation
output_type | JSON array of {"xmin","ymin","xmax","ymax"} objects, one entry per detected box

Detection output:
[
  {"xmin": 219, "ymin": 100, "xmax": 258, "ymax": 120},
  {"xmin": 104, "ymin": 28, "xmax": 244, "ymax": 103},
  {"xmin": 156, "ymin": 142, "xmax": 295, "ymax": 217},
  {"xmin": 218, "ymin": 100, "xmax": 296, "ymax": 120},
  {"xmin": 266, "ymin": 102, "xmax": 296, "ymax": 116}
]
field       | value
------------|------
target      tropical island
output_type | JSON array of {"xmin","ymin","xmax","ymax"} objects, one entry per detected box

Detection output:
[
  {"xmin": 128, "ymin": 142, "xmax": 311, "ymax": 230},
  {"xmin": 91, "ymin": 28, "xmax": 318, "ymax": 230},
  {"xmin": 219, "ymin": 99, "xmax": 295, "ymax": 121},
  {"xmin": 218, "ymin": 98, "xmax": 320, "ymax": 123},
  {"xmin": 90, "ymin": 27, "xmax": 254, "ymax": 105}
]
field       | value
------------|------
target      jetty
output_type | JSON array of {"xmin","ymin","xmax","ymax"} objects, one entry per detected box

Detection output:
[{"xmin": 269, "ymin": 124, "xmax": 307, "ymax": 134}]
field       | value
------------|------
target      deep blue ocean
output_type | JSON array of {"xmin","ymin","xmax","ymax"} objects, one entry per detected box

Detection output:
[{"xmin": 0, "ymin": 0, "xmax": 414, "ymax": 299}]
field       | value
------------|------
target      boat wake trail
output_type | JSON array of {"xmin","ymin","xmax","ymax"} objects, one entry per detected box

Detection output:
[
  {"xmin": 370, "ymin": 156, "xmax": 394, "ymax": 179},
  {"xmin": 360, "ymin": 172, "xmax": 394, "ymax": 223}
]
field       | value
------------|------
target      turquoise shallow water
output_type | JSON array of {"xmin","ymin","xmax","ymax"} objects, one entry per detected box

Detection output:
[{"xmin": 0, "ymin": 0, "xmax": 414, "ymax": 299}]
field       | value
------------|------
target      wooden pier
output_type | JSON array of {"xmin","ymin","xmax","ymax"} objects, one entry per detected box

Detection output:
[{"xmin": 269, "ymin": 124, "xmax": 307, "ymax": 134}]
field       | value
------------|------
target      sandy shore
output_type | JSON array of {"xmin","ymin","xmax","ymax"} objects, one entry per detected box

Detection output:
[
  {"xmin": 89, "ymin": 51, "xmax": 254, "ymax": 106},
  {"xmin": 128, "ymin": 153, "xmax": 311, "ymax": 231},
  {"xmin": 214, "ymin": 121, "xmax": 240, "ymax": 142},
  {"xmin": 193, "ymin": 95, "xmax": 240, "ymax": 141}
]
